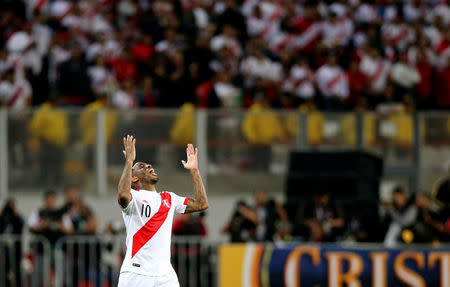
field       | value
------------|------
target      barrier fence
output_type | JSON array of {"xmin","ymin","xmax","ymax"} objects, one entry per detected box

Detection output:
[
  {"xmin": 0, "ymin": 235, "xmax": 218, "ymax": 287},
  {"xmin": 0, "ymin": 235, "xmax": 51, "ymax": 287},
  {"xmin": 2, "ymin": 235, "xmax": 450, "ymax": 287}
]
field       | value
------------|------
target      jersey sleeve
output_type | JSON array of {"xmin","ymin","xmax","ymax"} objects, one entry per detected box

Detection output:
[
  {"xmin": 120, "ymin": 189, "xmax": 137, "ymax": 215},
  {"xmin": 170, "ymin": 192, "xmax": 190, "ymax": 214}
]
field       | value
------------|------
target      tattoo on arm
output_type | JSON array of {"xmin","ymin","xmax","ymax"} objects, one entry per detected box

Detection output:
[
  {"xmin": 118, "ymin": 160, "xmax": 133, "ymax": 208},
  {"xmin": 185, "ymin": 169, "xmax": 209, "ymax": 213}
]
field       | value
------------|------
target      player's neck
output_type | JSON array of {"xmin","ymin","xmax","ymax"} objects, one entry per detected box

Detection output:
[{"xmin": 140, "ymin": 183, "xmax": 156, "ymax": 192}]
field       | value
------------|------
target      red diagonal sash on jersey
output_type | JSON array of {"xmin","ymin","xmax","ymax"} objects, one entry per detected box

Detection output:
[
  {"xmin": 435, "ymin": 40, "xmax": 450, "ymax": 54},
  {"xmin": 34, "ymin": 0, "xmax": 49, "ymax": 13},
  {"xmin": 326, "ymin": 72, "xmax": 343, "ymax": 90},
  {"xmin": 132, "ymin": 192, "xmax": 171, "ymax": 258},
  {"xmin": 392, "ymin": 27, "xmax": 409, "ymax": 46},
  {"xmin": 273, "ymin": 34, "xmax": 293, "ymax": 53},
  {"xmin": 261, "ymin": 7, "xmax": 283, "ymax": 39},
  {"xmin": 7, "ymin": 86, "xmax": 24, "ymax": 107},
  {"xmin": 371, "ymin": 61, "xmax": 385, "ymax": 84},
  {"xmin": 294, "ymin": 23, "xmax": 321, "ymax": 50},
  {"xmin": 59, "ymin": 5, "xmax": 74, "ymax": 23}
]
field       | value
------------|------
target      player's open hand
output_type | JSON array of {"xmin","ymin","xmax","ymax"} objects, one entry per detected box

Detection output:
[
  {"xmin": 123, "ymin": 135, "xmax": 136, "ymax": 162},
  {"xmin": 181, "ymin": 144, "xmax": 198, "ymax": 171}
]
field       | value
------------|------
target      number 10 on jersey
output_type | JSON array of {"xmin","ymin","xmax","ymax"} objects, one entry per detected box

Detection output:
[{"xmin": 141, "ymin": 204, "xmax": 151, "ymax": 217}]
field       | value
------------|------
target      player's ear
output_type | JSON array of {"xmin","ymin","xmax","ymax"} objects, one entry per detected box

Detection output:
[{"xmin": 132, "ymin": 176, "xmax": 139, "ymax": 184}]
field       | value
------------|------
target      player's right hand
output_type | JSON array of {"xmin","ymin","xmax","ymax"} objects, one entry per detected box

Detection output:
[{"xmin": 123, "ymin": 135, "xmax": 136, "ymax": 162}]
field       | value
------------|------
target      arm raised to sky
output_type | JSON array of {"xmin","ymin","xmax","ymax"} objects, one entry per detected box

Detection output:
[
  {"xmin": 181, "ymin": 144, "xmax": 209, "ymax": 213},
  {"xmin": 117, "ymin": 135, "xmax": 135, "ymax": 208}
]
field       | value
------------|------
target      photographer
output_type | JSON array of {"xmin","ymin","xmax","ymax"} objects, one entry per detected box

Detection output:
[
  {"xmin": 0, "ymin": 198, "xmax": 24, "ymax": 235},
  {"xmin": 28, "ymin": 190, "xmax": 73, "ymax": 245},
  {"xmin": 0, "ymin": 199, "xmax": 24, "ymax": 286},
  {"xmin": 295, "ymin": 191, "xmax": 345, "ymax": 242},
  {"xmin": 382, "ymin": 186, "xmax": 418, "ymax": 247},
  {"xmin": 60, "ymin": 186, "xmax": 97, "ymax": 235},
  {"xmin": 222, "ymin": 200, "xmax": 257, "ymax": 242}
]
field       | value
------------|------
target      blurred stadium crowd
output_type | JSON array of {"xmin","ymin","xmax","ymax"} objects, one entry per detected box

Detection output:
[
  {"xmin": 1, "ymin": 185, "xmax": 449, "ymax": 246},
  {"xmin": 225, "ymin": 186, "xmax": 450, "ymax": 245},
  {"xmin": 0, "ymin": 0, "xmax": 449, "ymax": 111},
  {"xmin": 0, "ymin": 187, "xmax": 205, "ymax": 242}
]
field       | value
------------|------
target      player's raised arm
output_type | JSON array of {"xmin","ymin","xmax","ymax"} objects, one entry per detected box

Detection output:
[
  {"xmin": 118, "ymin": 135, "xmax": 136, "ymax": 208},
  {"xmin": 181, "ymin": 144, "xmax": 209, "ymax": 213}
]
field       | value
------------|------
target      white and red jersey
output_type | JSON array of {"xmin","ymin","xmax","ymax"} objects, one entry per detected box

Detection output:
[
  {"xmin": 321, "ymin": 17, "xmax": 353, "ymax": 47},
  {"xmin": 27, "ymin": 0, "xmax": 50, "ymax": 16},
  {"xmin": 403, "ymin": 3, "xmax": 426, "ymax": 23},
  {"xmin": 112, "ymin": 90, "xmax": 137, "ymax": 110},
  {"xmin": 381, "ymin": 23, "xmax": 414, "ymax": 51},
  {"xmin": 423, "ymin": 25, "xmax": 442, "ymax": 48},
  {"xmin": 427, "ymin": 2, "xmax": 450, "ymax": 26},
  {"xmin": 315, "ymin": 64, "xmax": 349, "ymax": 99},
  {"xmin": 210, "ymin": 35, "xmax": 242, "ymax": 58},
  {"xmin": 282, "ymin": 64, "xmax": 315, "ymax": 99},
  {"xmin": 354, "ymin": 4, "xmax": 378, "ymax": 24},
  {"xmin": 269, "ymin": 32, "xmax": 295, "ymax": 54},
  {"xmin": 120, "ymin": 189, "xmax": 189, "ymax": 276},
  {"xmin": 290, "ymin": 19, "xmax": 322, "ymax": 53},
  {"xmin": 0, "ymin": 79, "xmax": 32, "ymax": 111},
  {"xmin": 359, "ymin": 55, "xmax": 391, "ymax": 93},
  {"xmin": 432, "ymin": 38, "xmax": 450, "ymax": 68},
  {"xmin": 240, "ymin": 56, "xmax": 283, "ymax": 82}
]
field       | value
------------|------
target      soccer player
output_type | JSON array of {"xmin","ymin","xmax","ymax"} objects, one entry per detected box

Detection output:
[{"xmin": 117, "ymin": 135, "xmax": 209, "ymax": 287}]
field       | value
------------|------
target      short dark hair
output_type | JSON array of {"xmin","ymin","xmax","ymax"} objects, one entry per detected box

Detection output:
[
  {"xmin": 64, "ymin": 185, "xmax": 78, "ymax": 192},
  {"xmin": 44, "ymin": 189, "xmax": 56, "ymax": 199},
  {"xmin": 393, "ymin": 186, "xmax": 404, "ymax": 194}
]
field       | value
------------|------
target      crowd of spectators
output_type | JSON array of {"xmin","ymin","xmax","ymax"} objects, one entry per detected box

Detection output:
[
  {"xmin": 0, "ymin": 0, "xmax": 449, "ymax": 248},
  {"xmin": 0, "ymin": 184, "xmax": 449, "ymax": 247},
  {"xmin": 0, "ymin": 186, "xmax": 208, "ymax": 240},
  {"xmin": 27, "ymin": 187, "xmax": 97, "ymax": 243},
  {"xmin": 0, "ymin": 0, "xmax": 449, "ymax": 112},
  {"xmin": 2, "ymin": 0, "xmax": 450, "ymax": 188},
  {"xmin": 0, "ymin": 187, "xmax": 97, "ymax": 244},
  {"xmin": 223, "ymin": 186, "xmax": 450, "ymax": 245}
]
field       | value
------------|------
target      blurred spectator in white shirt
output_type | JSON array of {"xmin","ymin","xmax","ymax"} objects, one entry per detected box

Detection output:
[
  {"xmin": 0, "ymin": 68, "xmax": 32, "ymax": 111},
  {"xmin": 315, "ymin": 53, "xmax": 349, "ymax": 109},
  {"xmin": 240, "ymin": 46, "xmax": 282, "ymax": 89},
  {"xmin": 390, "ymin": 52, "xmax": 421, "ymax": 98},
  {"xmin": 381, "ymin": 14, "xmax": 415, "ymax": 52},
  {"xmin": 211, "ymin": 24, "xmax": 242, "ymax": 58},
  {"xmin": 155, "ymin": 27, "xmax": 185, "ymax": 56},
  {"xmin": 321, "ymin": 12, "xmax": 353, "ymax": 48},
  {"xmin": 87, "ymin": 55, "xmax": 116, "ymax": 95},
  {"xmin": 359, "ymin": 46, "xmax": 391, "ymax": 107},
  {"xmin": 213, "ymin": 71, "xmax": 241, "ymax": 108},
  {"xmin": 282, "ymin": 56, "xmax": 315, "ymax": 105},
  {"xmin": 112, "ymin": 78, "xmax": 138, "ymax": 109}
]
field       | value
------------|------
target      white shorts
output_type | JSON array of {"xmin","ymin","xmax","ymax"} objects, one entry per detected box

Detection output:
[{"xmin": 118, "ymin": 270, "xmax": 180, "ymax": 287}]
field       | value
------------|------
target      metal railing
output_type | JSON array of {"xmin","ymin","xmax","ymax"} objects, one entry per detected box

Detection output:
[
  {"xmin": 0, "ymin": 235, "xmax": 52, "ymax": 287},
  {"xmin": 24, "ymin": 235, "xmax": 218, "ymax": 287},
  {"xmin": 172, "ymin": 236, "xmax": 218, "ymax": 287},
  {"xmin": 2, "ymin": 234, "xmax": 450, "ymax": 287},
  {"xmin": 0, "ymin": 234, "xmax": 218, "ymax": 287},
  {"xmin": 54, "ymin": 235, "xmax": 118, "ymax": 287}
]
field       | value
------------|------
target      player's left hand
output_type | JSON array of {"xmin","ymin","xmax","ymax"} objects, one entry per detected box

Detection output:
[{"xmin": 181, "ymin": 144, "xmax": 198, "ymax": 171}]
